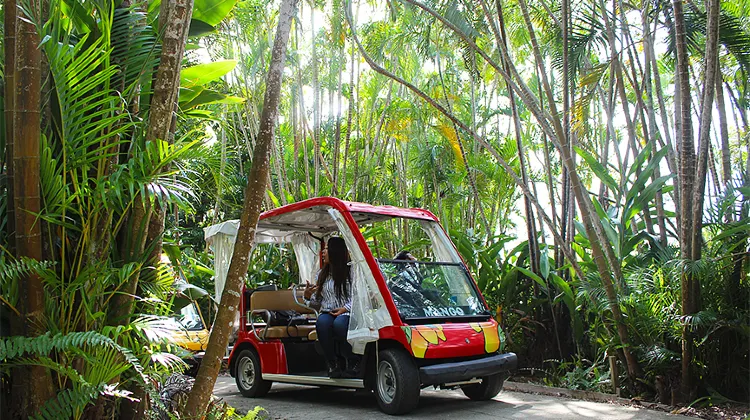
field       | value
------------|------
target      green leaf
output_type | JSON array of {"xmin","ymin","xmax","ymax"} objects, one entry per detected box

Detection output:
[
  {"xmin": 627, "ymin": 142, "xmax": 653, "ymax": 179},
  {"xmin": 624, "ymin": 175, "xmax": 673, "ymax": 225},
  {"xmin": 192, "ymin": 0, "xmax": 238, "ymax": 26},
  {"xmin": 574, "ymin": 146, "xmax": 618, "ymax": 194},
  {"xmin": 180, "ymin": 88, "xmax": 244, "ymax": 110},
  {"xmin": 517, "ymin": 267, "xmax": 548, "ymax": 292},
  {"xmin": 180, "ymin": 60, "xmax": 238, "ymax": 88},
  {"xmin": 540, "ymin": 247, "xmax": 550, "ymax": 280},
  {"xmin": 268, "ymin": 190, "xmax": 281, "ymax": 208},
  {"xmin": 625, "ymin": 146, "xmax": 668, "ymax": 206},
  {"xmin": 188, "ymin": 19, "xmax": 216, "ymax": 37}
]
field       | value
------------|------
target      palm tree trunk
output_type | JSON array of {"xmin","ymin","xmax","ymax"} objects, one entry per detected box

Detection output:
[
  {"xmin": 185, "ymin": 0, "xmax": 298, "ymax": 415},
  {"xmin": 4, "ymin": 0, "xmax": 16, "ymax": 251},
  {"xmin": 12, "ymin": 0, "xmax": 55, "ymax": 414}
]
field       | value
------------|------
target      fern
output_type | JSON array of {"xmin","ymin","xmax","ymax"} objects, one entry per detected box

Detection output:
[
  {"xmin": 33, "ymin": 386, "xmax": 99, "ymax": 420},
  {"xmin": 0, "ymin": 331, "xmax": 147, "ymax": 383}
]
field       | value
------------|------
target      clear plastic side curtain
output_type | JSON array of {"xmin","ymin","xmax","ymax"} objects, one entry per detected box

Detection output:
[
  {"xmin": 291, "ymin": 233, "xmax": 320, "ymax": 286},
  {"xmin": 327, "ymin": 208, "xmax": 393, "ymax": 354},
  {"xmin": 419, "ymin": 220, "xmax": 462, "ymax": 263}
]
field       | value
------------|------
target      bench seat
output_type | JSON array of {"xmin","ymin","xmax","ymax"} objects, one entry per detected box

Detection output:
[
  {"xmin": 258, "ymin": 324, "xmax": 316, "ymax": 339},
  {"xmin": 250, "ymin": 289, "xmax": 319, "ymax": 341}
]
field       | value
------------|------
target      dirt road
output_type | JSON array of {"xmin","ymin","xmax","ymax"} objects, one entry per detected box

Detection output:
[{"xmin": 213, "ymin": 377, "xmax": 689, "ymax": 419}]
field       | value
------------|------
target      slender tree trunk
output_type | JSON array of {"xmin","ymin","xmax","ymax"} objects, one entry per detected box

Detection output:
[
  {"xmin": 642, "ymin": 3, "xmax": 669, "ymax": 245},
  {"xmin": 672, "ymin": 0, "xmax": 703, "ymax": 401},
  {"xmin": 184, "ymin": 1, "xmax": 298, "ymax": 415},
  {"xmin": 12, "ymin": 0, "xmax": 55, "ymax": 414},
  {"xmin": 110, "ymin": 0, "xmax": 194, "ymax": 328},
  {"xmin": 716, "ymin": 74, "xmax": 731, "ymax": 188},
  {"xmin": 333, "ymin": 42, "xmax": 344, "ymax": 195},
  {"xmin": 435, "ymin": 41, "xmax": 491, "ymax": 238},
  {"xmin": 649, "ymin": 10, "xmax": 678, "ymax": 178},
  {"xmin": 341, "ymin": 40, "xmax": 356, "ymax": 197},
  {"xmin": 492, "ymin": 0, "xmax": 539, "ymax": 274},
  {"xmin": 689, "ymin": 0, "xmax": 720, "ymax": 312},
  {"xmin": 4, "ymin": 0, "xmax": 16, "ymax": 251},
  {"xmin": 311, "ymin": 3, "xmax": 320, "ymax": 196}
]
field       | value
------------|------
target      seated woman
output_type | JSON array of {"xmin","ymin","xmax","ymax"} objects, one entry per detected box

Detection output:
[{"xmin": 303, "ymin": 237, "xmax": 360, "ymax": 378}]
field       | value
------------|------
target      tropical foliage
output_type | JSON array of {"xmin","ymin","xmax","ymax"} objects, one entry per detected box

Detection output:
[{"xmin": 2, "ymin": 0, "xmax": 750, "ymax": 416}]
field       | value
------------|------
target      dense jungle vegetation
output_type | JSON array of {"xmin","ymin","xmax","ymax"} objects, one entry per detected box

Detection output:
[{"xmin": 1, "ymin": 0, "xmax": 749, "ymax": 417}]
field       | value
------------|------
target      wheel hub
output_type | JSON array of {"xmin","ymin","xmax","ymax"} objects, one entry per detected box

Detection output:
[
  {"xmin": 238, "ymin": 357, "xmax": 256, "ymax": 389},
  {"xmin": 377, "ymin": 360, "xmax": 397, "ymax": 404}
]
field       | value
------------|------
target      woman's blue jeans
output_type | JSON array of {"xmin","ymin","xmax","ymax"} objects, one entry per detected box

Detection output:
[{"xmin": 316, "ymin": 313, "xmax": 356, "ymax": 364}]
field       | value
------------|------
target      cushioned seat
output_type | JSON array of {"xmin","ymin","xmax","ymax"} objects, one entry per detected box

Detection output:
[
  {"xmin": 258, "ymin": 324, "xmax": 316, "ymax": 339},
  {"xmin": 249, "ymin": 289, "xmax": 318, "ymax": 340}
]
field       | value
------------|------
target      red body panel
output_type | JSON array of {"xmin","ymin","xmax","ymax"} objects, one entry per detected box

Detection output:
[{"xmin": 231, "ymin": 330, "xmax": 288, "ymax": 374}]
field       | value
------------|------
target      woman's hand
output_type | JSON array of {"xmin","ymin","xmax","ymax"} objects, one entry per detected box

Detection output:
[
  {"xmin": 303, "ymin": 282, "xmax": 317, "ymax": 300},
  {"xmin": 331, "ymin": 307, "xmax": 348, "ymax": 316}
]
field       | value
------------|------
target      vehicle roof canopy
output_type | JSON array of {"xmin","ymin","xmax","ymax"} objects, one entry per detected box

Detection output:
[{"xmin": 204, "ymin": 197, "xmax": 437, "ymax": 244}]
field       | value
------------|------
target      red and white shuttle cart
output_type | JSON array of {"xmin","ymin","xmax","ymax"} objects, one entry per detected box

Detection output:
[{"xmin": 204, "ymin": 197, "xmax": 517, "ymax": 415}]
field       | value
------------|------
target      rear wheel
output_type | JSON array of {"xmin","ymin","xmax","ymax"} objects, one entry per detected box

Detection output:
[
  {"xmin": 235, "ymin": 349, "xmax": 272, "ymax": 397},
  {"xmin": 461, "ymin": 373, "xmax": 505, "ymax": 400},
  {"xmin": 375, "ymin": 348, "xmax": 420, "ymax": 415}
]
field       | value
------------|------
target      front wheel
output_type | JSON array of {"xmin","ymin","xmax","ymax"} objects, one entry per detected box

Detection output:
[
  {"xmin": 235, "ymin": 349, "xmax": 272, "ymax": 397},
  {"xmin": 375, "ymin": 348, "xmax": 420, "ymax": 415},
  {"xmin": 461, "ymin": 373, "xmax": 505, "ymax": 400}
]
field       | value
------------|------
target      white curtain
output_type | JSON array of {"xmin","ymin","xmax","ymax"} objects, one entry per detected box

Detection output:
[
  {"xmin": 204, "ymin": 221, "xmax": 241, "ymax": 302},
  {"xmin": 292, "ymin": 233, "xmax": 320, "ymax": 286},
  {"xmin": 328, "ymin": 209, "xmax": 393, "ymax": 354}
]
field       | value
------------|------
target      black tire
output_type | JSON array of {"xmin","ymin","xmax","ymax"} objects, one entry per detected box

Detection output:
[
  {"xmin": 374, "ymin": 348, "xmax": 421, "ymax": 415},
  {"xmin": 461, "ymin": 373, "xmax": 505, "ymax": 401},
  {"xmin": 234, "ymin": 349, "xmax": 272, "ymax": 397}
]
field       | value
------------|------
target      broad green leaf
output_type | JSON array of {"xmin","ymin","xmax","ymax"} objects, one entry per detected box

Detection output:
[
  {"xmin": 180, "ymin": 60, "xmax": 238, "ymax": 88},
  {"xmin": 179, "ymin": 86, "xmax": 204, "ymax": 104},
  {"xmin": 625, "ymin": 146, "xmax": 668, "ymax": 205},
  {"xmin": 193, "ymin": 0, "xmax": 239, "ymax": 26},
  {"xmin": 516, "ymin": 267, "xmax": 547, "ymax": 292},
  {"xmin": 624, "ymin": 175, "xmax": 673, "ymax": 225},
  {"xmin": 575, "ymin": 146, "xmax": 618, "ymax": 194},
  {"xmin": 627, "ymin": 142, "xmax": 653, "ymax": 178},
  {"xmin": 268, "ymin": 190, "xmax": 281, "ymax": 208},
  {"xmin": 591, "ymin": 198, "xmax": 620, "ymax": 256},
  {"xmin": 189, "ymin": 19, "xmax": 216, "ymax": 37},
  {"xmin": 540, "ymin": 247, "xmax": 550, "ymax": 280},
  {"xmin": 61, "ymin": 0, "xmax": 97, "ymax": 35},
  {"xmin": 180, "ymin": 88, "xmax": 243, "ymax": 110}
]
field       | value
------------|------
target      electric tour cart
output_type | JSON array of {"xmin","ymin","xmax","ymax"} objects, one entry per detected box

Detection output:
[{"xmin": 204, "ymin": 197, "xmax": 517, "ymax": 415}]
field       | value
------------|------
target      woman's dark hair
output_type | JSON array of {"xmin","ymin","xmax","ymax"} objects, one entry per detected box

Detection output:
[
  {"xmin": 394, "ymin": 250, "xmax": 412, "ymax": 260},
  {"xmin": 316, "ymin": 237, "xmax": 350, "ymax": 300}
]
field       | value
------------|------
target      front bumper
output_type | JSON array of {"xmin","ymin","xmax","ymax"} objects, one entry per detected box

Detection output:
[{"xmin": 419, "ymin": 352, "xmax": 518, "ymax": 386}]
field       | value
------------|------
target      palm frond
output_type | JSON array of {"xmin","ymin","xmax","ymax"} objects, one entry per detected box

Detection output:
[{"xmin": 0, "ymin": 331, "xmax": 147, "ymax": 384}]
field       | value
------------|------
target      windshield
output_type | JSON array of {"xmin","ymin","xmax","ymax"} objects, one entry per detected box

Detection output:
[
  {"xmin": 167, "ymin": 303, "xmax": 205, "ymax": 331},
  {"xmin": 379, "ymin": 259, "xmax": 487, "ymax": 320}
]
